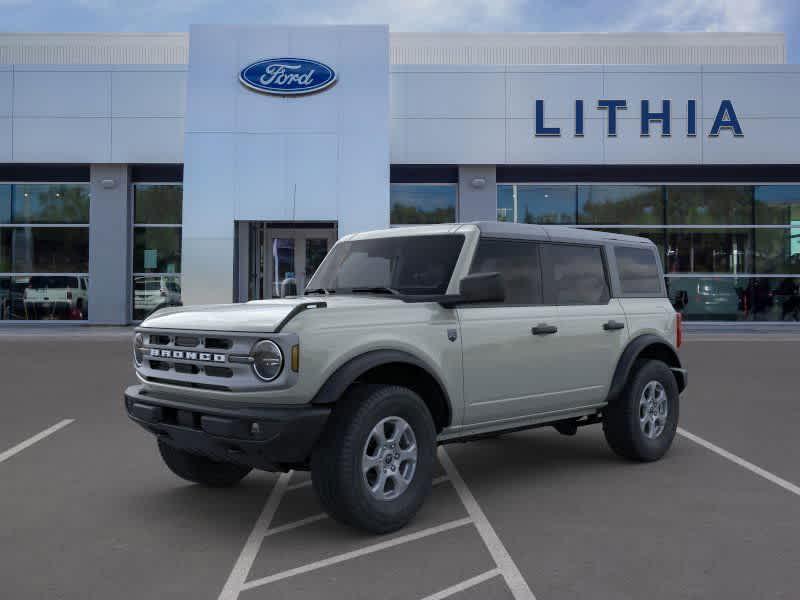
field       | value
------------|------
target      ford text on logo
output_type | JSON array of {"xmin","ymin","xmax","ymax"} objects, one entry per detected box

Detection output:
[
  {"xmin": 535, "ymin": 99, "xmax": 743, "ymax": 138},
  {"xmin": 239, "ymin": 58, "xmax": 336, "ymax": 96}
]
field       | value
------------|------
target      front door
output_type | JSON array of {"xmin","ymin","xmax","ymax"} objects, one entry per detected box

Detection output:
[{"xmin": 247, "ymin": 223, "xmax": 337, "ymax": 300}]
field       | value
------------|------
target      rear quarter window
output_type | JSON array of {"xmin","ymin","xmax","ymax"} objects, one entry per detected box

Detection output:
[{"xmin": 615, "ymin": 246, "xmax": 663, "ymax": 296}]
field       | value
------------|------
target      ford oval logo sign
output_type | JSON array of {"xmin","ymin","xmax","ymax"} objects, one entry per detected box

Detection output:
[{"xmin": 239, "ymin": 58, "xmax": 337, "ymax": 96}]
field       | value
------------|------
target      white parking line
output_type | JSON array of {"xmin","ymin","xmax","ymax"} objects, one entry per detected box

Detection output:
[
  {"xmin": 0, "ymin": 419, "xmax": 74, "ymax": 464},
  {"xmin": 286, "ymin": 480, "xmax": 312, "ymax": 492},
  {"xmin": 241, "ymin": 517, "xmax": 473, "ymax": 591},
  {"xmin": 678, "ymin": 427, "xmax": 800, "ymax": 497},
  {"xmin": 264, "ymin": 513, "xmax": 327, "ymax": 537},
  {"xmin": 438, "ymin": 447, "xmax": 537, "ymax": 600},
  {"xmin": 419, "ymin": 568, "xmax": 501, "ymax": 600},
  {"xmin": 217, "ymin": 472, "xmax": 291, "ymax": 600}
]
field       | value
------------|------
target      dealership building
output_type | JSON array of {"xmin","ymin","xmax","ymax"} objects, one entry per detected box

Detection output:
[{"xmin": 1, "ymin": 27, "xmax": 799, "ymax": 324}]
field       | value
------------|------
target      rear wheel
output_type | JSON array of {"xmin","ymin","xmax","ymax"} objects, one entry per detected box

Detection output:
[
  {"xmin": 157, "ymin": 440, "xmax": 252, "ymax": 487},
  {"xmin": 311, "ymin": 384, "xmax": 436, "ymax": 534},
  {"xmin": 603, "ymin": 359, "xmax": 679, "ymax": 462}
]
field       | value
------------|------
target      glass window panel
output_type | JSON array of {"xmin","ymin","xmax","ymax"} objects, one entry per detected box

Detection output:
[
  {"xmin": 305, "ymin": 238, "xmax": 329, "ymax": 280},
  {"xmin": 271, "ymin": 238, "xmax": 296, "ymax": 297},
  {"xmin": 615, "ymin": 246, "xmax": 663, "ymax": 295},
  {"xmin": 497, "ymin": 185, "xmax": 514, "ymax": 222},
  {"xmin": 0, "ymin": 275, "xmax": 89, "ymax": 321},
  {"xmin": 390, "ymin": 184, "xmax": 456, "ymax": 225},
  {"xmin": 134, "ymin": 184, "xmax": 183, "ymax": 225},
  {"xmin": 589, "ymin": 228, "xmax": 666, "ymax": 266},
  {"xmin": 0, "ymin": 185, "xmax": 10, "ymax": 223},
  {"xmin": 1, "ymin": 227, "xmax": 89, "ymax": 273},
  {"xmin": 666, "ymin": 277, "xmax": 749, "ymax": 321},
  {"xmin": 541, "ymin": 243, "xmax": 610, "ymax": 305},
  {"xmin": 765, "ymin": 277, "xmax": 800, "ymax": 321},
  {"xmin": 7, "ymin": 184, "xmax": 90, "ymax": 224},
  {"xmin": 666, "ymin": 229, "xmax": 753, "ymax": 274},
  {"xmin": 133, "ymin": 275, "xmax": 182, "ymax": 320},
  {"xmin": 755, "ymin": 228, "xmax": 800, "ymax": 274},
  {"xmin": 133, "ymin": 227, "xmax": 181, "ymax": 273},
  {"xmin": 578, "ymin": 185, "xmax": 663, "ymax": 225},
  {"xmin": 666, "ymin": 186, "xmax": 753, "ymax": 225},
  {"xmin": 469, "ymin": 239, "xmax": 542, "ymax": 305},
  {"xmin": 516, "ymin": 185, "xmax": 575, "ymax": 224},
  {"xmin": 754, "ymin": 185, "xmax": 800, "ymax": 225}
]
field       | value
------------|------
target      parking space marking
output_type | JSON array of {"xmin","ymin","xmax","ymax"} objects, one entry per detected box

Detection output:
[
  {"xmin": 438, "ymin": 447, "xmax": 537, "ymax": 600},
  {"xmin": 286, "ymin": 480, "xmax": 313, "ymax": 492},
  {"xmin": 240, "ymin": 517, "xmax": 473, "ymax": 591},
  {"xmin": 263, "ymin": 513, "xmax": 327, "ymax": 537},
  {"xmin": 678, "ymin": 427, "xmax": 800, "ymax": 497},
  {"xmin": 0, "ymin": 419, "xmax": 74, "ymax": 464},
  {"xmin": 419, "ymin": 568, "xmax": 501, "ymax": 600},
  {"xmin": 218, "ymin": 472, "xmax": 291, "ymax": 600}
]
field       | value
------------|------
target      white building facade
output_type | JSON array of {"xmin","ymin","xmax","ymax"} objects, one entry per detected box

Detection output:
[{"xmin": 0, "ymin": 28, "xmax": 798, "ymax": 324}]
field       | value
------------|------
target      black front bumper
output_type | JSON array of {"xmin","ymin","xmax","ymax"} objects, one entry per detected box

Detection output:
[{"xmin": 124, "ymin": 385, "xmax": 330, "ymax": 471}]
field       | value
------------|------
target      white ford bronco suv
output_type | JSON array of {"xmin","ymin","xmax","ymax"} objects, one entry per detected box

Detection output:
[{"xmin": 125, "ymin": 222, "xmax": 686, "ymax": 533}]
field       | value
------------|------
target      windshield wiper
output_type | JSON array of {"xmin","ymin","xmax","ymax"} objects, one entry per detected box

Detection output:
[
  {"xmin": 350, "ymin": 286, "xmax": 401, "ymax": 296},
  {"xmin": 305, "ymin": 288, "xmax": 334, "ymax": 295}
]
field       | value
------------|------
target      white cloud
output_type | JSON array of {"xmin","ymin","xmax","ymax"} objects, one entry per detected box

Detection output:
[
  {"xmin": 281, "ymin": 0, "xmax": 524, "ymax": 31},
  {"xmin": 622, "ymin": 0, "xmax": 780, "ymax": 32}
]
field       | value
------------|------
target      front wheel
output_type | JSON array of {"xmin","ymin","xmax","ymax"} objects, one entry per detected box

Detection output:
[
  {"xmin": 157, "ymin": 440, "xmax": 252, "ymax": 487},
  {"xmin": 603, "ymin": 359, "xmax": 680, "ymax": 462},
  {"xmin": 311, "ymin": 384, "xmax": 437, "ymax": 534}
]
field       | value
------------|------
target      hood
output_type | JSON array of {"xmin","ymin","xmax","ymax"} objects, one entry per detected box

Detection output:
[{"xmin": 139, "ymin": 295, "xmax": 401, "ymax": 333}]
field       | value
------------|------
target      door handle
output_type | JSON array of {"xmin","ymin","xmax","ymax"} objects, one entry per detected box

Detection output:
[
  {"xmin": 603, "ymin": 320, "xmax": 625, "ymax": 331},
  {"xmin": 532, "ymin": 323, "xmax": 558, "ymax": 335}
]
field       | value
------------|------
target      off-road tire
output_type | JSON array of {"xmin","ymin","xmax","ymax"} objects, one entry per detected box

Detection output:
[
  {"xmin": 157, "ymin": 440, "xmax": 252, "ymax": 487},
  {"xmin": 603, "ymin": 359, "xmax": 679, "ymax": 462},
  {"xmin": 311, "ymin": 384, "xmax": 437, "ymax": 534}
]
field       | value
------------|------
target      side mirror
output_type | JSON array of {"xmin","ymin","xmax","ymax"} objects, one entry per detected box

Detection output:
[{"xmin": 458, "ymin": 272, "xmax": 505, "ymax": 304}]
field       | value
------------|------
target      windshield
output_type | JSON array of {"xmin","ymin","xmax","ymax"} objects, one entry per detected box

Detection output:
[{"xmin": 307, "ymin": 234, "xmax": 465, "ymax": 296}]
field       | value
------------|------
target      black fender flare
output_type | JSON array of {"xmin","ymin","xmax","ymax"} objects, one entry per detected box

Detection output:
[
  {"xmin": 310, "ymin": 349, "xmax": 453, "ymax": 426},
  {"xmin": 606, "ymin": 334, "xmax": 686, "ymax": 403}
]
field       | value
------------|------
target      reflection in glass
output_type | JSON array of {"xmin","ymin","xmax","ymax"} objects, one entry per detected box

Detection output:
[
  {"xmin": 755, "ymin": 185, "xmax": 800, "ymax": 225},
  {"xmin": 134, "ymin": 185, "xmax": 183, "ymax": 225},
  {"xmin": 0, "ymin": 275, "xmax": 89, "ymax": 320},
  {"xmin": 667, "ymin": 276, "xmax": 800, "ymax": 322},
  {"xmin": 133, "ymin": 227, "xmax": 181, "ymax": 273},
  {"xmin": 272, "ymin": 238, "xmax": 296, "ymax": 297},
  {"xmin": 755, "ymin": 228, "xmax": 800, "ymax": 274},
  {"xmin": 517, "ymin": 185, "xmax": 576, "ymax": 224},
  {"xmin": 132, "ymin": 275, "xmax": 182, "ymax": 320},
  {"xmin": 578, "ymin": 185, "xmax": 662, "ymax": 225},
  {"xmin": 305, "ymin": 238, "xmax": 328, "ymax": 280},
  {"xmin": 666, "ymin": 229, "xmax": 753, "ymax": 274},
  {"xmin": 1, "ymin": 228, "xmax": 89, "ymax": 273},
  {"xmin": 390, "ymin": 184, "xmax": 457, "ymax": 225},
  {"xmin": 497, "ymin": 185, "xmax": 514, "ymax": 222},
  {"xmin": 666, "ymin": 186, "xmax": 752, "ymax": 225},
  {"xmin": 1, "ymin": 184, "xmax": 90, "ymax": 224}
]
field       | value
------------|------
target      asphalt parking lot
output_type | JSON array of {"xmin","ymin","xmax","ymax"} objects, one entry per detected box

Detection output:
[{"xmin": 2, "ymin": 329, "xmax": 800, "ymax": 599}]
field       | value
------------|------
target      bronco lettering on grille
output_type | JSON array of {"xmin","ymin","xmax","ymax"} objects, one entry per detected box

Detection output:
[{"xmin": 149, "ymin": 348, "xmax": 226, "ymax": 363}]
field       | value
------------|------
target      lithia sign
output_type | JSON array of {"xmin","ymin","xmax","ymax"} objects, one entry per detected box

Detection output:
[{"xmin": 535, "ymin": 99, "xmax": 743, "ymax": 138}]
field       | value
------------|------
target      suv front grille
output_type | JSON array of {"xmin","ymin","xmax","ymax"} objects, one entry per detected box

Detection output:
[{"xmin": 137, "ymin": 331, "xmax": 256, "ymax": 391}]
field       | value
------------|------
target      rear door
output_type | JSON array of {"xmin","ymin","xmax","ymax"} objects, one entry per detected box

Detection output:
[
  {"xmin": 540, "ymin": 243, "xmax": 629, "ymax": 409},
  {"xmin": 459, "ymin": 238, "xmax": 567, "ymax": 426}
]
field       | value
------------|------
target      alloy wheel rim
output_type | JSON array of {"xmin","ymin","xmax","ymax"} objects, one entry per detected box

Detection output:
[
  {"xmin": 362, "ymin": 416, "xmax": 418, "ymax": 501},
  {"xmin": 639, "ymin": 380, "xmax": 668, "ymax": 439}
]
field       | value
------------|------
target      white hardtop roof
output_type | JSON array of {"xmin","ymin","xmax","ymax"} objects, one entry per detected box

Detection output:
[{"xmin": 342, "ymin": 222, "xmax": 654, "ymax": 247}]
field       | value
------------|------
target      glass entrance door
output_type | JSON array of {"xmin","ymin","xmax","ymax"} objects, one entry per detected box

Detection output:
[{"xmin": 247, "ymin": 224, "xmax": 337, "ymax": 300}]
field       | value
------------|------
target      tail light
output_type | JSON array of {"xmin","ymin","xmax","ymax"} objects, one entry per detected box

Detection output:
[{"xmin": 675, "ymin": 312, "xmax": 683, "ymax": 348}]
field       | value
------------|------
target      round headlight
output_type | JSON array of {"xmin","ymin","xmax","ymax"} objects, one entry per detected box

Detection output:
[
  {"xmin": 133, "ymin": 333, "xmax": 144, "ymax": 367},
  {"xmin": 251, "ymin": 340, "xmax": 284, "ymax": 382}
]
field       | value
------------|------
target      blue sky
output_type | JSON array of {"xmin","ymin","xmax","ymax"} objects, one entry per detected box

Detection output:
[{"xmin": 2, "ymin": 0, "xmax": 798, "ymax": 62}]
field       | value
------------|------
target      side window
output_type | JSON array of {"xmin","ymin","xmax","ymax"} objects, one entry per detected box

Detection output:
[
  {"xmin": 542, "ymin": 243, "xmax": 610, "ymax": 305},
  {"xmin": 615, "ymin": 246, "xmax": 663, "ymax": 296},
  {"xmin": 469, "ymin": 238, "xmax": 542, "ymax": 304}
]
